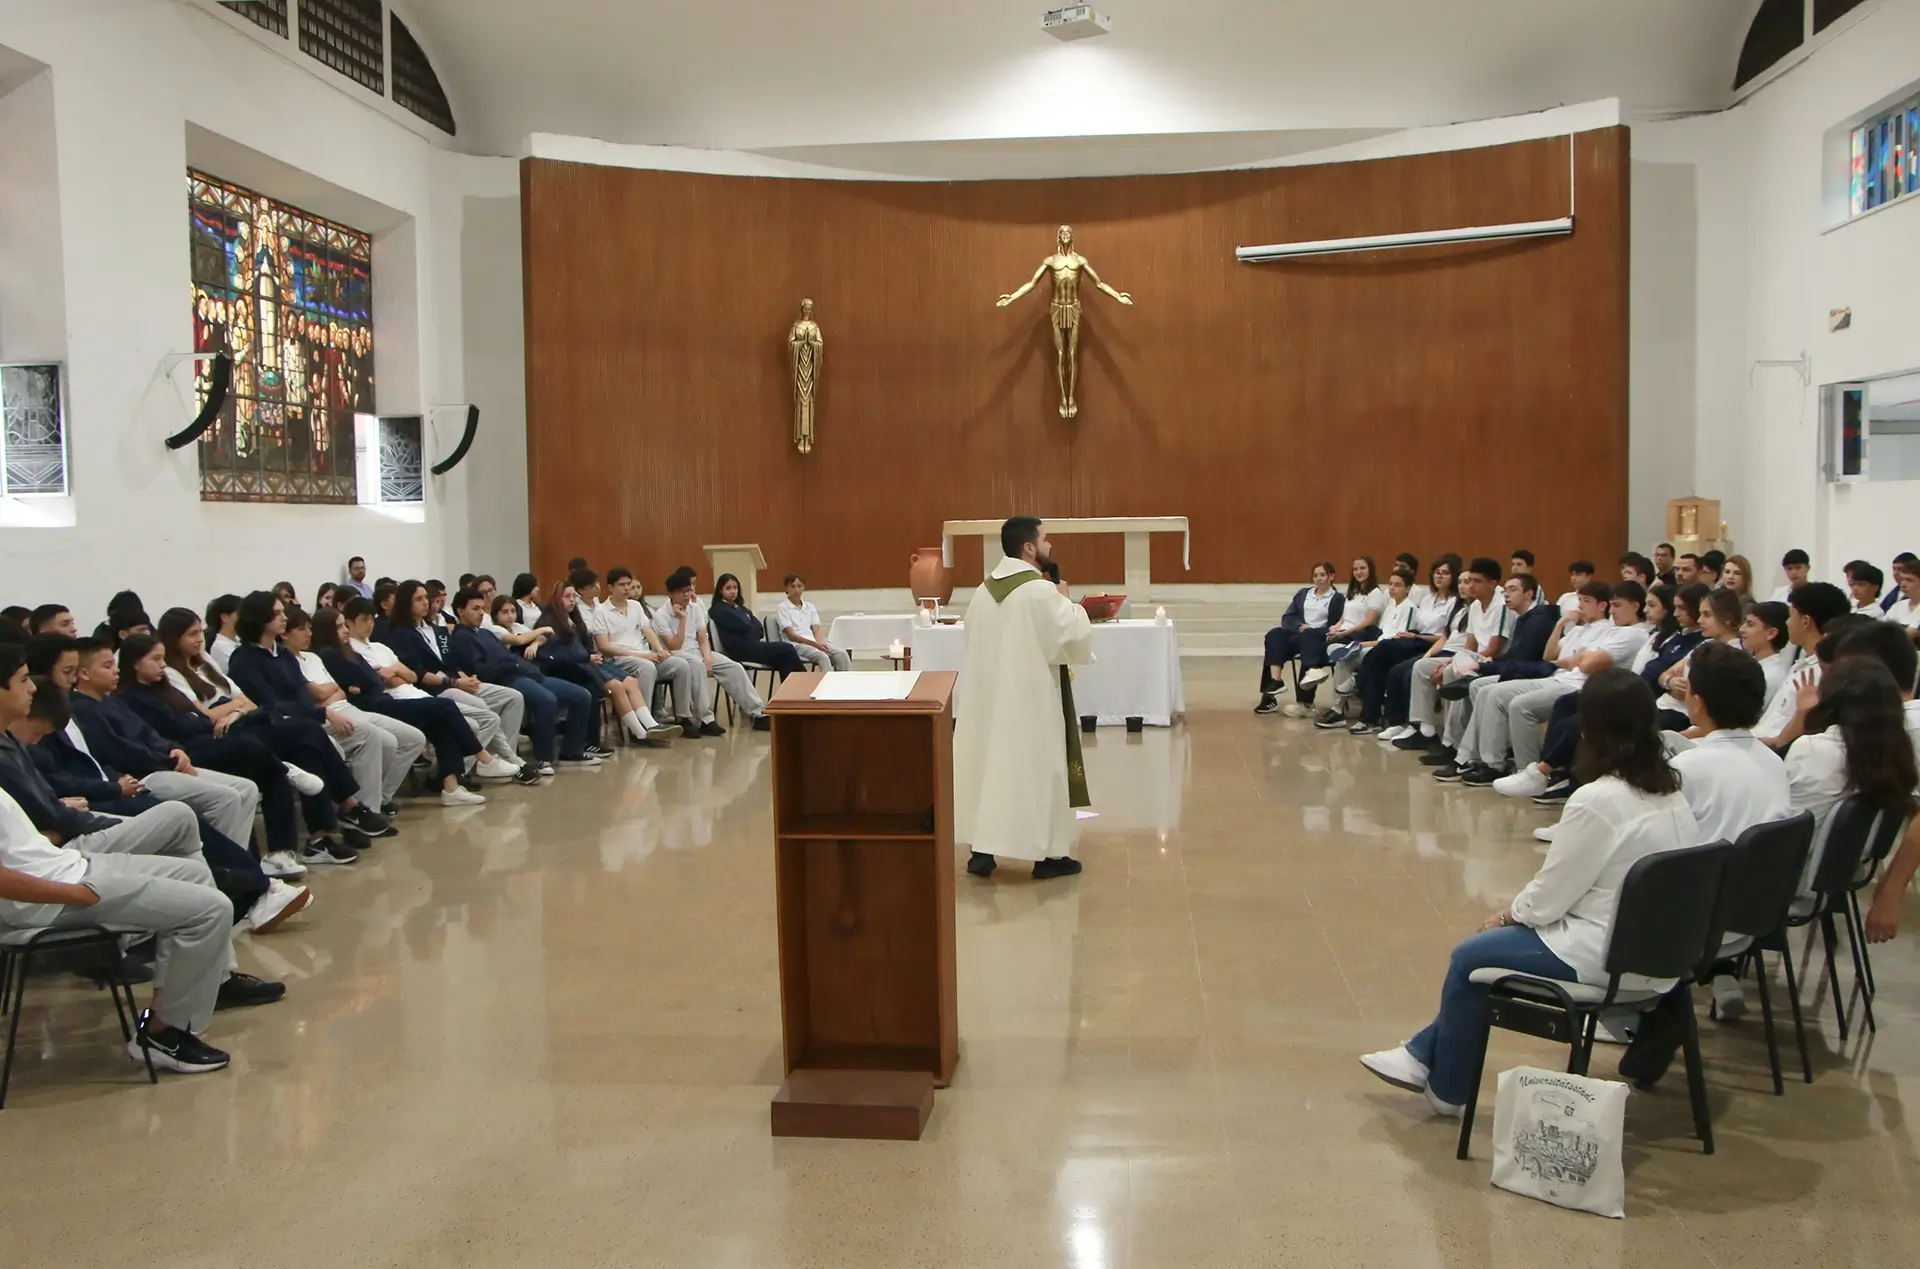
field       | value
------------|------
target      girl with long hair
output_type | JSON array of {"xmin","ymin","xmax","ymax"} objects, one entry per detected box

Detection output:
[
  {"xmin": 708, "ymin": 573, "xmax": 803, "ymax": 678},
  {"xmin": 1789, "ymin": 657, "xmax": 1919, "ymax": 894},
  {"xmin": 313, "ymin": 581, "xmax": 339, "ymax": 613},
  {"xmin": 539, "ymin": 580, "xmax": 649, "ymax": 749}
]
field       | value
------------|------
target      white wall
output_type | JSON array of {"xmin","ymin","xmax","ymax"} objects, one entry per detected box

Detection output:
[
  {"xmin": 0, "ymin": 1, "xmax": 519, "ymax": 625},
  {"xmin": 1632, "ymin": 0, "xmax": 1920, "ymax": 595}
]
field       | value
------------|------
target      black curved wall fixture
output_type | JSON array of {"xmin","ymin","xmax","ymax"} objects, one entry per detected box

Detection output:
[
  {"xmin": 164, "ymin": 353, "xmax": 231, "ymax": 450},
  {"xmin": 430, "ymin": 404, "xmax": 479, "ymax": 474}
]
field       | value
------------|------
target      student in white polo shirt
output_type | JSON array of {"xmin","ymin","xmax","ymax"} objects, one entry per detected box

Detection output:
[
  {"xmin": 596, "ymin": 566, "xmax": 694, "ymax": 729},
  {"xmin": 652, "ymin": 566, "xmax": 769, "ymax": 735},
  {"xmin": 1883, "ymin": 559, "xmax": 1920, "ymax": 630},
  {"xmin": 1556, "ymin": 561, "xmax": 1595, "ymax": 618},
  {"xmin": 1768, "ymin": 549, "xmax": 1811, "ymax": 603},
  {"xmin": 1399, "ymin": 558, "xmax": 1509, "ymax": 745},
  {"xmin": 775, "ymin": 573, "xmax": 851, "ymax": 672}
]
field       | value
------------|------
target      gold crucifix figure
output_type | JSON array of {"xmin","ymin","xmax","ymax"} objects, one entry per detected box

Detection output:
[{"xmin": 996, "ymin": 225, "xmax": 1134, "ymax": 418}]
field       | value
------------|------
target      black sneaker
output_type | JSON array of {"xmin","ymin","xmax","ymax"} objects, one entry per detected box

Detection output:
[
  {"xmin": 677, "ymin": 719, "xmax": 702, "ymax": 739},
  {"xmin": 128, "ymin": 1017, "xmax": 230, "ymax": 1074},
  {"xmin": 1032, "ymin": 856, "xmax": 1084, "ymax": 880},
  {"xmin": 1349, "ymin": 722, "xmax": 1381, "ymax": 736},
  {"xmin": 1254, "ymin": 694, "xmax": 1279, "ymax": 715},
  {"xmin": 1433, "ymin": 762, "xmax": 1467, "ymax": 782},
  {"xmin": 1419, "ymin": 748, "xmax": 1457, "ymax": 767},
  {"xmin": 512, "ymin": 765, "xmax": 545, "ymax": 786},
  {"xmin": 299, "ymin": 836, "xmax": 360, "ymax": 867},
  {"xmin": 1392, "ymin": 730, "xmax": 1432, "ymax": 751},
  {"xmin": 1533, "ymin": 779, "xmax": 1574, "ymax": 804},
  {"xmin": 586, "ymin": 744, "xmax": 617, "ymax": 759},
  {"xmin": 343, "ymin": 804, "xmax": 395, "ymax": 838},
  {"xmin": 1312, "ymin": 708, "xmax": 1346, "ymax": 730},
  {"xmin": 1460, "ymin": 765, "xmax": 1502, "ymax": 787},
  {"xmin": 700, "ymin": 721, "xmax": 727, "ymax": 737},
  {"xmin": 380, "ymin": 800, "xmax": 400, "ymax": 818},
  {"xmin": 966, "ymin": 851, "xmax": 997, "ymax": 877},
  {"xmin": 750, "ymin": 714, "xmax": 772, "ymax": 732},
  {"xmin": 216, "ymin": 972, "xmax": 287, "ymax": 1011}
]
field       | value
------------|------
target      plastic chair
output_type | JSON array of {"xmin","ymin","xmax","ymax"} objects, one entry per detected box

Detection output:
[
  {"xmin": 1700, "ymin": 813, "xmax": 1816, "ymax": 1093},
  {"xmin": 1786, "ymin": 796, "xmax": 1911, "ymax": 1040},
  {"xmin": 1456, "ymin": 839, "xmax": 1735, "ymax": 1159},
  {"xmin": 0, "ymin": 924, "xmax": 158, "ymax": 1108}
]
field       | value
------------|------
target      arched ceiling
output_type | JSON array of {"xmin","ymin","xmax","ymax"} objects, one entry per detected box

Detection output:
[{"xmin": 400, "ymin": 0, "xmax": 1758, "ymax": 158}]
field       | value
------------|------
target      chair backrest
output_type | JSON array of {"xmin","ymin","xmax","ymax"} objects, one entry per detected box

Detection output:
[
  {"xmin": 764, "ymin": 613, "xmax": 784, "ymax": 641},
  {"xmin": 1712, "ymin": 812, "xmax": 1816, "ymax": 943},
  {"xmin": 1810, "ymin": 794, "xmax": 1892, "ymax": 895},
  {"xmin": 1603, "ymin": 840, "xmax": 1735, "ymax": 983}
]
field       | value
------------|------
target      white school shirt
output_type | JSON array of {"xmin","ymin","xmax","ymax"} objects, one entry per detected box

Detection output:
[
  {"xmin": 208, "ymin": 633, "xmax": 239, "ymax": 675},
  {"xmin": 1554, "ymin": 621, "xmax": 1651, "ymax": 688},
  {"xmin": 651, "ymin": 601, "xmax": 710, "ymax": 657},
  {"xmin": 64, "ymin": 721, "xmax": 108, "ymax": 779},
  {"xmin": 1376, "ymin": 595, "xmax": 1417, "ymax": 639},
  {"xmin": 1466, "ymin": 598, "xmax": 1512, "ymax": 653},
  {"xmin": 1671, "ymin": 730, "xmax": 1791, "ymax": 849},
  {"xmin": 1755, "ymin": 657, "xmax": 1821, "ymax": 742},
  {"xmin": 1348, "ymin": 587, "xmax": 1390, "ymax": 626},
  {"xmin": 1786, "ymin": 726, "xmax": 1854, "ymax": 894},
  {"xmin": 1853, "ymin": 599, "xmax": 1884, "ymax": 615},
  {"xmin": 293, "ymin": 649, "xmax": 352, "ymax": 712},
  {"xmin": 1753, "ymin": 649, "xmax": 1792, "ymax": 719},
  {"xmin": 596, "ymin": 598, "xmax": 654, "ymax": 654},
  {"xmin": 1555, "ymin": 590, "xmax": 1583, "ymax": 618},
  {"xmin": 1301, "ymin": 588, "xmax": 1335, "ymax": 629},
  {"xmin": 1905, "ymin": 698, "xmax": 1920, "ymax": 769},
  {"xmin": 1510, "ymin": 775, "xmax": 1701, "ymax": 988},
  {"xmin": 776, "ymin": 598, "xmax": 823, "ymax": 641},
  {"xmin": 0, "ymin": 786, "xmax": 88, "ymax": 927},
  {"xmin": 1411, "ymin": 593, "xmax": 1456, "ymax": 637},
  {"xmin": 1769, "ymin": 584, "xmax": 1793, "ymax": 603},
  {"xmin": 1884, "ymin": 595, "xmax": 1920, "ymax": 629},
  {"xmin": 354, "ymin": 638, "xmax": 431, "ymax": 700}
]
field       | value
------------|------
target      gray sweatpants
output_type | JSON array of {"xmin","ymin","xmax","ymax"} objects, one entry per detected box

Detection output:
[
  {"xmin": 1458, "ymin": 678, "xmax": 1573, "ymax": 769},
  {"xmin": 69, "ymin": 800, "xmax": 203, "ymax": 860},
  {"xmin": 139, "ymin": 769, "xmax": 260, "ymax": 849},
  {"xmin": 791, "ymin": 643, "xmax": 851, "ymax": 673},
  {"xmin": 441, "ymin": 685, "xmax": 522, "ymax": 763},
  {"xmin": 329, "ymin": 706, "xmax": 410, "ymax": 804},
  {"xmin": 707, "ymin": 651, "xmax": 765, "ymax": 722},
  {"xmin": 61, "ymin": 853, "xmax": 231, "ymax": 1035}
]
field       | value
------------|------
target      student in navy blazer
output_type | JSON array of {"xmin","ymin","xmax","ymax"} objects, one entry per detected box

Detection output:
[{"xmin": 1256, "ymin": 562, "xmax": 1344, "ymax": 714}]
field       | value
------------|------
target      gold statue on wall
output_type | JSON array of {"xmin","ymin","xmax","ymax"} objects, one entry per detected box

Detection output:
[
  {"xmin": 996, "ymin": 225, "xmax": 1134, "ymax": 418},
  {"xmin": 788, "ymin": 298, "xmax": 823, "ymax": 454}
]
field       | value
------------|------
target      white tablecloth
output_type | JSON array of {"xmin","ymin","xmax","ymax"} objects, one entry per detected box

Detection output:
[
  {"xmin": 908, "ymin": 619, "xmax": 1185, "ymax": 727},
  {"xmin": 825, "ymin": 613, "xmax": 922, "ymax": 655}
]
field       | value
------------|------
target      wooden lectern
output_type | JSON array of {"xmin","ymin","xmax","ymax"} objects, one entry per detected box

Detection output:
[{"xmin": 765, "ymin": 671, "xmax": 959, "ymax": 1141}]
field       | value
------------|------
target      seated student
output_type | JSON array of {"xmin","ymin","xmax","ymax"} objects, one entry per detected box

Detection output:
[
  {"xmin": 281, "ymin": 605, "xmax": 427, "ymax": 814},
  {"xmin": 1636, "ymin": 582, "xmax": 1711, "ymax": 731},
  {"xmin": 773, "ymin": 573, "xmax": 850, "ymax": 673},
  {"xmin": 28, "ymin": 604, "xmax": 76, "ymax": 637},
  {"xmin": 1428, "ymin": 573, "xmax": 1562, "ymax": 771},
  {"xmin": 272, "ymin": 582, "xmax": 298, "ymax": 610},
  {"xmin": 1740, "ymin": 600, "xmax": 1794, "ymax": 716},
  {"xmin": 1786, "ymin": 656, "xmax": 1916, "ymax": 901},
  {"xmin": 224, "ymin": 593, "xmax": 395, "ymax": 839},
  {"xmin": 540, "ymin": 575, "xmax": 656, "ymax": 750},
  {"xmin": 370, "ymin": 582, "xmax": 398, "ymax": 645},
  {"xmin": 1391, "ymin": 553, "xmax": 1428, "ymax": 603},
  {"xmin": 1844, "ymin": 559, "xmax": 1885, "ymax": 613},
  {"xmin": 1720, "ymin": 553, "xmax": 1756, "ymax": 606},
  {"xmin": 708, "ymin": 573, "xmax": 804, "ymax": 679},
  {"xmin": 594, "ymin": 566, "xmax": 692, "ymax": 726},
  {"xmin": 510, "ymin": 572, "xmax": 544, "ymax": 629},
  {"xmin": 313, "ymin": 582, "xmax": 338, "ymax": 614},
  {"xmin": 1769, "ymin": 549, "xmax": 1811, "ymax": 602},
  {"xmin": 1653, "ymin": 542, "xmax": 1677, "ymax": 586},
  {"xmin": 1698, "ymin": 550, "xmax": 1726, "ymax": 589},
  {"xmin": 423, "ymin": 580, "xmax": 450, "ymax": 630},
  {"xmin": 1394, "ymin": 559, "xmax": 1509, "ymax": 748},
  {"xmin": 1655, "ymin": 587, "xmax": 1744, "ymax": 723},
  {"xmin": 570, "ymin": 568, "xmax": 679, "ymax": 743},
  {"xmin": 203, "ymin": 595, "xmax": 242, "ymax": 675},
  {"xmin": 1851, "ymin": 623, "xmax": 1920, "ymax": 944},
  {"xmin": 1340, "ymin": 569, "xmax": 1429, "ymax": 734},
  {"xmin": 1320, "ymin": 567, "xmax": 1418, "ymax": 729},
  {"xmin": 1, "ymin": 605, "xmax": 31, "ymax": 628},
  {"xmin": 1754, "ymin": 583, "xmax": 1852, "ymax": 746},
  {"xmin": 310, "ymin": 607, "xmax": 486, "ymax": 806},
  {"xmin": 1676, "ymin": 554, "xmax": 1705, "ymax": 587},
  {"xmin": 1617, "ymin": 552, "xmax": 1655, "ymax": 587},
  {"xmin": 1255, "ymin": 561, "xmax": 1344, "ymax": 716},
  {"xmin": 1556, "ymin": 561, "xmax": 1595, "ymax": 617},
  {"xmin": 653, "ymin": 566, "xmax": 771, "ymax": 734},
  {"xmin": 1371, "ymin": 555, "xmax": 1461, "ymax": 741},
  {"xmin": 0, "ymin": 779, "xmax": 240, "ymax": 1076},
  {"xmin": 1360, "ymin": 669, "xmax": 1699, "ymax": 1116},
  {"xmin": 1884, "ymin": 556, "xmax": 1920, "ymax": 629},
  {"xmin": 1509, "ymin": 550, "xmax": 1536, "ymax": 585},
  {"xmin": 349, "ymin": 596, "xmax": 526, "ymax": 780},
  {"xmin": 1880, "ymin": 552, "xmax": 1918, "ymax": 613},
  {"xmin": 99, "ymin": 593, "xmax": 152, "ymax": 647},
  {"xmin": 1302, "ymin": 557, "xmax": 1385, "ymax": 690},
  {"xmin": 445, "ymin": 586, "xmax": 598, "ymax": 773},
  {"xmin": 144, "ymin": 610, "xmax": 367, "ymax": 868}
]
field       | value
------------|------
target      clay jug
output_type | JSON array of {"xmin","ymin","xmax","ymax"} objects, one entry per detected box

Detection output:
[{"xmin": 909, "ymin": 546, "xmax": 952, "ymax": 604}]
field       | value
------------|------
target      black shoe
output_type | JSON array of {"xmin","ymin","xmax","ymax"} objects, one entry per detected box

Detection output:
[
  {"xmin": 380, "ymin": 800, "xmax": 400, "ymax": 818},
  {"xmin": 1419, "ymin": 748, "xmax": 1457, "ymax": 767},
  {"xmin": 1433, "ymin": 762, "xmax": 1467, "ymax": 782},
  {"xmin": 751, "ymin": 714, "xmax": 771, "ymax": 732},
  {"xmin": 512, "ymin": 764, "xmax": 545, "ymax": 786},
  {"xmin": 1617, "ymin": 1001, "xmax": 1686, "ymax": 1089},
  {"xmin": 299, "ymin": 836, "xmax": 361, "ymax": 867},
  {"xmin": 216, "ymin": 972, "xmax": 286, "ymax": 1011},
  {"xmin": 700, "ymin": 721, "xmax": 727, "ymax": 737},
  {"xmin": 1349, "ymin": 722, "xmax": 1381, "ymax": 736},
  {"xmin": 1312, "ymin": 708, "xmax": 1347, "ymax": 729},
  {"xmin": 966, "ymin": 851, "xmax": 997, "ymax": 877},
  {"xmin": 460, "ymin": 773, "xmax": 485, "ymax": 793},
  {"xmin": 1533, "ymin": 779, "xmax": 1574, "ymax": 804},
  {"xmin": 1460, "ymin": 765, "xmax": 1502, "ymax": 787},
  {"xmin": 343, "ymin": 805, "xmax": 394, "ymax": 838},
  {"xmin": 586, "ymin": 743, "xmax": 617, "ymax": 759},
  {"xmin": 1392, "ymin": 730, "xmax": 1431, "ymax": 751},
  {"xmin": 1254, "ymin": 694, "xmax": 1279, "ymax": 715},
  {"xmin": 1032, "ymin": 856, "xmax": 1084, "ymax": 880},
  {"xmin": 128, "ymin": 1017, "xmax": 230, "ymax": 1074},
  {"xmin": 1437, "ymin": 678, "xmax": 1475, "ymax": 702},
  {"xmin": 677, "ymin": 719, "xmax": 701, "ymax": 739}
]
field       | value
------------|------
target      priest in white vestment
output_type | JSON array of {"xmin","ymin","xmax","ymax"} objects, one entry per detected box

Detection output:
[{"xmin": 954, "ymin": 516, "xmax": 1095, "ymax": 879}]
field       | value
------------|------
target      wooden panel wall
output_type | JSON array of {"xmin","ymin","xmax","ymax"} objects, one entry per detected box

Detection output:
[{"xmin": 522, "ymin": 130, "xmax": 1629, "ymax": 591}]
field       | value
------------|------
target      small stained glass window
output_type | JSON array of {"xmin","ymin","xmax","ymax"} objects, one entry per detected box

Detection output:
[{"xmin": 0, "ymin": 364, "xmax": 67, "ymax": 497}]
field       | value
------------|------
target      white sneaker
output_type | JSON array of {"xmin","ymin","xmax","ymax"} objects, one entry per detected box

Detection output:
[
  {"xmin": 1493, "ymin": 766, "xmax": 1551, "ymax": 799},
  {"xmin": 473, "ymin": 754, "xmax": 520, "ymax": 780},
  {"xmin": 440, "ymin": 786, "xmax": 487, "ymax": 807},
  {"xmin": 283, "ymin": 764, "xmax": 325, "ymax": 796},
  {"xmin": 1359, "ymin": 1046, "xmax": 1430, "ymax": 1093},
  {"xmin": 245, "ymin": 879, "xmax": 312, "ymax": 934},
  {"xmin": 1532, "ymin": 825, "xmax": 1558, "ymax": 843},
  {"xmin": 1299, "ymin": 666, "xmax": 1331, "ymax": 687},
  {"xmin": 1377, "ymin": 725, "xmax": 1412, "ymax": 743},
  {"xmin": 1712, "ymin": 975, "xmax": 1748, "ymax": 1022},
  {"xmin": 1281, "ymin": 702, "xmax": 1310, "ymax": 718},
  {"xmin": 1423, "ymin": 1086, "xmax": 1465, "ymax": 1118},
  {"xmin": 258, "ymin": 850, "xmax": 307, "ymax": 879}
]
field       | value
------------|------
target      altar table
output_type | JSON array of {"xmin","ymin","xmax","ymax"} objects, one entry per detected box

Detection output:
[{"xmin": 908, "ymin": 618, "xmax": 1185, "ymax": 727}]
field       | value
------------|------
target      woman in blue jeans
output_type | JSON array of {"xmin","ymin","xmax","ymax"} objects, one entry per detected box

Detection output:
[{"xmin": 1359, "ymin": 669, "xmax": 1699, "ymax": 1115}]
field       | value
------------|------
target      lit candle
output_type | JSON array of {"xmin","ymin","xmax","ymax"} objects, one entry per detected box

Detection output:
[
  {"xmin": 1154, "ymin": 605, "xmax": 1168, "ymax": 624},
  {"xmin": 887, "ymin": 640, "xmax": 905, "ymax": 658}
]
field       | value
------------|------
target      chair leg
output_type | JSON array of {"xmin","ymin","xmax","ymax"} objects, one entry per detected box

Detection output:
[
  {"xmin": 1456, "ymin": 1022, "xmax": 1493, "ymax": 1161},
  {"xmin": 1678, "ymin": 996, "xmax": 1714, "ymax": 1154},
  {"xmin": 1818, "ymin": 913, "xmax": 1849, "ymax": 1042},
  {"xmin": 1753, "ymin": 950, "xmax": 1783, "ymax": 1095},
  {"xmin": 1839, "ymin": 899, "xmax": 1877, "ymax": 1036},
  {"xmin": 0, "ymin": 952, "xmax": 12, "ymax": 1016},
  {"xmin": 0, "ymin": 948, "xmax": 31, "ymax": 1110},
  {"xmin": 1777, "ymin": 938, "xmax": 1815, "ymax": 1084},
  {"xmin": 1849, "ymin": 891, "xmax": 1878, "ymax": 998}
]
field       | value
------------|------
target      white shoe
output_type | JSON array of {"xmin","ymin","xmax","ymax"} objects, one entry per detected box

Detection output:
[
  {"xmin": 1493, "ymin": 766, "xmax": 1551, "ymax": 799},
  {"xmin": 1532, "ymin": 825, "xmax": 1557, "ymax": 843},
  {"xmin": 1281, "ymin": 703, "xmax": 1310, "ymax": 718},
  {"xmin": 258, "ymin": 850, "xmax": 307, "ymax": 879},
  {"xmin": 283, "ymin": 764, "xmax": 325, "ymax": 796},
  {"xmin": 440, "ymin": 786, "xmax": 487, "ymax": 807},
  {"xmin": 245, "ymin": 879, "xmax": 312, "ymax": 934},
  {"xmin": 473, "ymin": 753, "xmax": 520, "ymax": 780},
  {"xmin": 1712, "ymin": 975, "xmax": 1748, "ymax": 1022},
  {"xmin": 1359, "ymin": 1046, "xmax": 1430, "ymax": 1093},
  {"xmin": 1299, "ymin": 666, "xmax": 1331, "ymax": 687},
  {"xmin": 1377, "ymin": 725, "xmax": 1412, "ymax": 743},
  {"xmin": 1423, "ymin": 1086, "xmax": 1465, "ymax": 1119}
]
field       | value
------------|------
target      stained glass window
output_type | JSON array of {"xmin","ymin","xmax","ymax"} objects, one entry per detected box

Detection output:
[
  {"xmin": 221, "ymin": 1, "xmax": 288, "ymax": 38},
  {"xmin": 300, "ymin": 0, "xmax": 384, "ymax": 96},
  {"xmin": 0, "ymin": 364, "xmax": 66, "ymax": 497},
  {"xmin": 1847, "ymin": 94, "xmax": 1920, "ymax": 218},
  {"xmin": 391, "ymin": 13, "xmax": 456, "ymax": 135},
  {"xmin": 188, "ymin": 170, "xmax": 374, "ymax": 504}
]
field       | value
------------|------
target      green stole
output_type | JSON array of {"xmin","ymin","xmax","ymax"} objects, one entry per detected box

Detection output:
[{"xmin": 982, "ymin": 570, "xmax": 1091, "ymax": 808}]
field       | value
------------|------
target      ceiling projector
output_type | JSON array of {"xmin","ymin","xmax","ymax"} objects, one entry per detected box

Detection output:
[{"xmin": 1041, "ymin": 6, "xmax": 1112, "ymax": 40}]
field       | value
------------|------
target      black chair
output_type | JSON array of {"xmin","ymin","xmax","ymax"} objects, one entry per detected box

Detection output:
[
  {"xmin": 1701, "ymin": 813, "xmax": 1817, "ymax": 1094},
  {"xmin": 1456, "ymin": 839, "xmax": 1735, "ymax": 1160},
  {"xmin": 1786, "ymin": 795, "xmax": 1910, "ymax": 1041},
  {"xmin": 0, "ymin": 924, "xmax": 158, "ymax": 1108}
]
